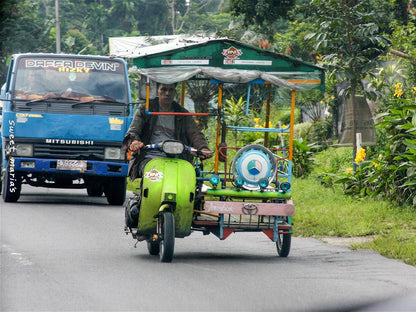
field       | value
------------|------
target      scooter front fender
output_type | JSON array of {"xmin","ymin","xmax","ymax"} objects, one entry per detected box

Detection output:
[{"xmin": 138, "ymin": 157, "xmax": 196, "ymax": 237}]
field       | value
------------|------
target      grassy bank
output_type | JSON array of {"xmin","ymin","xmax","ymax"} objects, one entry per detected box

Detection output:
[
  {"xmin": 292, "ymin": 145, "xmax": 416, "ymax": 266},
  {"xmin": 292, "ymin": 176, "xmax": 416, "ymax": 266}
]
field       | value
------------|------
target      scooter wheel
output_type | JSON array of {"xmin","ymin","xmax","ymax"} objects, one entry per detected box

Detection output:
[
  {"xmin": 159, "ymin": 212, "xmax": 175, "ymax": 263},
  {"xmin": 147, "ymin": 240, "xmax": 160, "ymax": 256}
]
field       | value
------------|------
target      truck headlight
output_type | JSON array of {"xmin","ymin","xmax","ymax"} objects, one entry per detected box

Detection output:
[
  {"xmin": 105, "ymin": 147, "xmax": 125, "ymax": 160},
  {"xmin": 16, "ymin": 144, "xmax": 33, "ymax": 157}
]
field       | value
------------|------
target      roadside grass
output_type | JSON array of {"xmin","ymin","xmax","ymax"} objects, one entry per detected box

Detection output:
[{"xmin": 293, "ymin": 146, "xmax": 416, "ymax": 266}]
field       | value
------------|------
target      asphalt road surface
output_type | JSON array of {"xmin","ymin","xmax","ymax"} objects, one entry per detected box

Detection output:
[{"xmin": 1, "ymin": 186, "xmax": 416, "ymax": 312}]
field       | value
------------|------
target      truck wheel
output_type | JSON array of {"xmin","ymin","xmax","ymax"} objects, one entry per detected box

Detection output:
[
  {"xmin": 105, "ymin": 177, "xmax": 126, "ymax": 205},
  {"xmin": 2, "ymin": 166, "xmax": 21, "ymax": 202},
  {"xmin": 87, "ymin": 182, "xmax": 104, "ymax": 197}
]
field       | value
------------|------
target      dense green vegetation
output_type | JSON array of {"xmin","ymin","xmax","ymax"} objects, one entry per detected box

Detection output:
[
  {"xmin": 0, "ymin": 0, "xmax": 232, "ymax": 82},
  {"xmin": 294, "ymin": 148, "xmax": 416, "ymax": 266},
  {"xmin": 2, "ymin": 0, "xmax": 415, "ymax": 264}
]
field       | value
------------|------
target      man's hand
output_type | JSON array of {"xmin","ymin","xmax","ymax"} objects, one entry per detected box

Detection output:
[
  {"xmin": 199, "ymin": 148, "xmax": 213, "ymax": 160},
  {"xmin": 129, "ymin": 140, "xmax": 144, "ymax": 153}
]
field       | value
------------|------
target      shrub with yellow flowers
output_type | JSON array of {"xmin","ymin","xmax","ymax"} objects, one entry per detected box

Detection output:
[
  {"xmin": 393, "ymin": 82, "xmax": 404, "ymax": 98},
  {"xmin": 354, "ymin": 148, "xmax": 366, "ymax": 163},
  {"xmin": 332, "ymin": 80, "xmax": 416, "ymax": 206}
]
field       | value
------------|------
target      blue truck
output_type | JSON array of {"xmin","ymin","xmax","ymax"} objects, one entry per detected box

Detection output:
[{"xmin": 0, "ymin": 53, "xmax": 132, "ymax": 204}]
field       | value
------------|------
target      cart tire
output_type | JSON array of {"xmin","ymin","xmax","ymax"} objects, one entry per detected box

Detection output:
[
  {"xmin": 276, "ymin": 233, "xmax": 291, "ymax": 257},
  {"xmin": 147, "ymin": 240, "xmax": 160, "ymax": 256},
  {"xmin": 159, "ymin": 212, "xmax": 175, "ymax": 262}
]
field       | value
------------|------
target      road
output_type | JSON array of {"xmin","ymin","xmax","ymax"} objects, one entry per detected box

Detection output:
[{"xmin": 1, "ymin": 186, "xmax": 416, "ymax": 312}]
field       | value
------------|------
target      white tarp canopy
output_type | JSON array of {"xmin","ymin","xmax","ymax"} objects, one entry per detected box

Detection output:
[
  {"xmin": 109, "ymin": 35, "xmax": 216, "ymax": 59},
  {"xmin": 132, "ymin": 66, "xmax": 309, "ymax": 91}
]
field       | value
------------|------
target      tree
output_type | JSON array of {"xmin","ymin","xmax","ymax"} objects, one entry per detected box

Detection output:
[
  {"xmin": 272, "ymin": 21, "xmax": 316, "ymax": 62},
  {"xmin": 186, "ymin": 78, "xmax": 218, "ymax": 129},
  {"xmin": 224, "ymin": 96, "xmax": 251, "ymax": 145},
  {"xmin": 176, "ymin": 0, "xmax": 231, "ymax": 35},
  {"xmin": 84, "ymin": 2, "xmax": 111, "ymax": 51},
  {"xmin": 109, "ymin": 0, "xmax": 138, "ymax": 34},
  {"xmin": 165, "ymin": 0, "xmax": 189, "ymax": 34},
  {"xmin": 0, "ymin": 0, "xmax": 52, "ymax": 82},
  {"xmin": 134, "ymin": 0, "xmax": 171, "ymax": 35},
  {"xmin": 305, "ymin": 0, "xmax": 390, "ymax": 166},
  {"xmin": 63, "ymin": 29, "xmax": 97, "ymax": 55},
  {"xmin": 229, "ymin": 0, "xmax": 296, "ymax": 35},
  {"xmin": 389, "ymin": 21, "xmax": 416, "ymax": 84}
]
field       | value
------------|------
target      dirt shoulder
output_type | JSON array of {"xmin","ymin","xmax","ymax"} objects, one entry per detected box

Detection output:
[{"xmin": 317, "ymin": 235, "xmax": 377, "ymax": 246}]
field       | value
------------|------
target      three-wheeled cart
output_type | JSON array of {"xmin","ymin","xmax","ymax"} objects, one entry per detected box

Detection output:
[{"xmin": 127, "ymin": 38, "xmax": 324, "ymax": 260}]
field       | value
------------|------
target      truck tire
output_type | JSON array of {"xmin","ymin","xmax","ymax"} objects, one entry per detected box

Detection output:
[
  {"xmin": 2, "ymin": 165, "xmax": 21, "ymax": 202},
  {"xmin": 105, "ymin": 177, "xmax": 126, "ymax": 205},
  {"xmin": 86, "ymin": 182, "xmax": 104, "ymax": 197}
]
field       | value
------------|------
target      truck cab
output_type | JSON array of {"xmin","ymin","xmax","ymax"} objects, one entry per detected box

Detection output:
[{"xmin": 1, "ymin": 53, "xmax": 132, "ymax": 204}]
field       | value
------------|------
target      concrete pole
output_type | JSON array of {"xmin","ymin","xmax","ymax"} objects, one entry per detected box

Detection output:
[{"xmin": 55, "ymin": 0, "xmax": 61, "ymax": 53}]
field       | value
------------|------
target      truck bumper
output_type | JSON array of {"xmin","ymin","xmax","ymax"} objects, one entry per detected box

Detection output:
[{"xmin": 11, "ymin": 157, "xmax": 128, "ymax": 177}]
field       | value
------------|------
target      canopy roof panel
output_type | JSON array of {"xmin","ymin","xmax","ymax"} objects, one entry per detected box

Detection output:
[
  {"xmin": 128, "ymin": 38, "xmax": 324, "ymax": 91},
  {"xmin": 109, "ymin": 34, "xmax": 213, "ymax": 59}
]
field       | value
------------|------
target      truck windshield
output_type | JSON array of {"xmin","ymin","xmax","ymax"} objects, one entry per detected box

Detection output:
[{"xmin": 13, "ymin": 57, "xmax": 128, "ymax": 103}]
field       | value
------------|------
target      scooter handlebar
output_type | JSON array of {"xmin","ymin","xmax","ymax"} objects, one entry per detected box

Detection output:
[
  {"xmin": 144, "ymin": 141, "xmax": 212, "ymax": 158},
  {"xmin": 144, "ymin": 141, "xmax": 195, "ymax": 155}
]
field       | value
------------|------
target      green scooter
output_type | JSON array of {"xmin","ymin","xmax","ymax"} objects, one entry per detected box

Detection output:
[{"xmin": 125, "ymin": 140, "xmax": 206, "ymax": 262}]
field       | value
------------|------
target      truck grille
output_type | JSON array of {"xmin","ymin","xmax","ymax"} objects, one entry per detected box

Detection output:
[
  {"xmin": 33, "ymin": 143, "xmax": 105, "ymax": 160},
  {"xmin": 13, "ymin": 100, "xmax": 129, "ymax": 116}
]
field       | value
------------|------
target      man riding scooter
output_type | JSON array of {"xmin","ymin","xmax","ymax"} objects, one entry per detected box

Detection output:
[{"xmin": 122, "ymin": 83, "xmax": 213, "ymax": 228}]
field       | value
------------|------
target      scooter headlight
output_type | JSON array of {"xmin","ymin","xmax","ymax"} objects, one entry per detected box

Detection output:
[{"xmin": 162, "ymin": 141, "xmax": 184, "ymax": 155}]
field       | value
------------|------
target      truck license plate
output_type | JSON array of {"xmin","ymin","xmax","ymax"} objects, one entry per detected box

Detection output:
[{"xmin": 56, "ymin": 159, "xmax": 87, "ymax": 171}]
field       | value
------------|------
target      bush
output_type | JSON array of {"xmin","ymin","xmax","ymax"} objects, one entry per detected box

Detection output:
[
  {"xmin": 326, "ymin": 83, "xmax": 416, "ymax": 208},
  {"xmin": 292, "ymin": 138, "xmax": 316, "ymax": 178}
]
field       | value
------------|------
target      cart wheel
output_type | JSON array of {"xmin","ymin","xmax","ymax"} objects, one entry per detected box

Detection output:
[
  {"xmin": 158, "ymin": 212, "xmax": 175, "ymax": 262},
  {"xmin": 276, "ymin": 233, "xmax": 291, "ymax": 257},
  {"xmin": 147, "ymin": 240, "xmax": 160, "ymax": 256}
]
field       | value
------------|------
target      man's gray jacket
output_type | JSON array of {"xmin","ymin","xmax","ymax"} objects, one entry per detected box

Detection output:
[{"xmin": 122, "ymin": 98, "xmax": 209, "ymax": 181}]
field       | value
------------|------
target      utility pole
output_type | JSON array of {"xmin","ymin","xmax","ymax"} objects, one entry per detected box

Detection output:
[{"xmin": 55, "ymin": 0, "xmax": 61, "ymax": 53}]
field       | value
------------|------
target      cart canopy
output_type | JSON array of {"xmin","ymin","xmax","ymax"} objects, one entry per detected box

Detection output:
[{"xmin": 124, "ymin": 38, "xmax": 324, "ymax": 91}]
